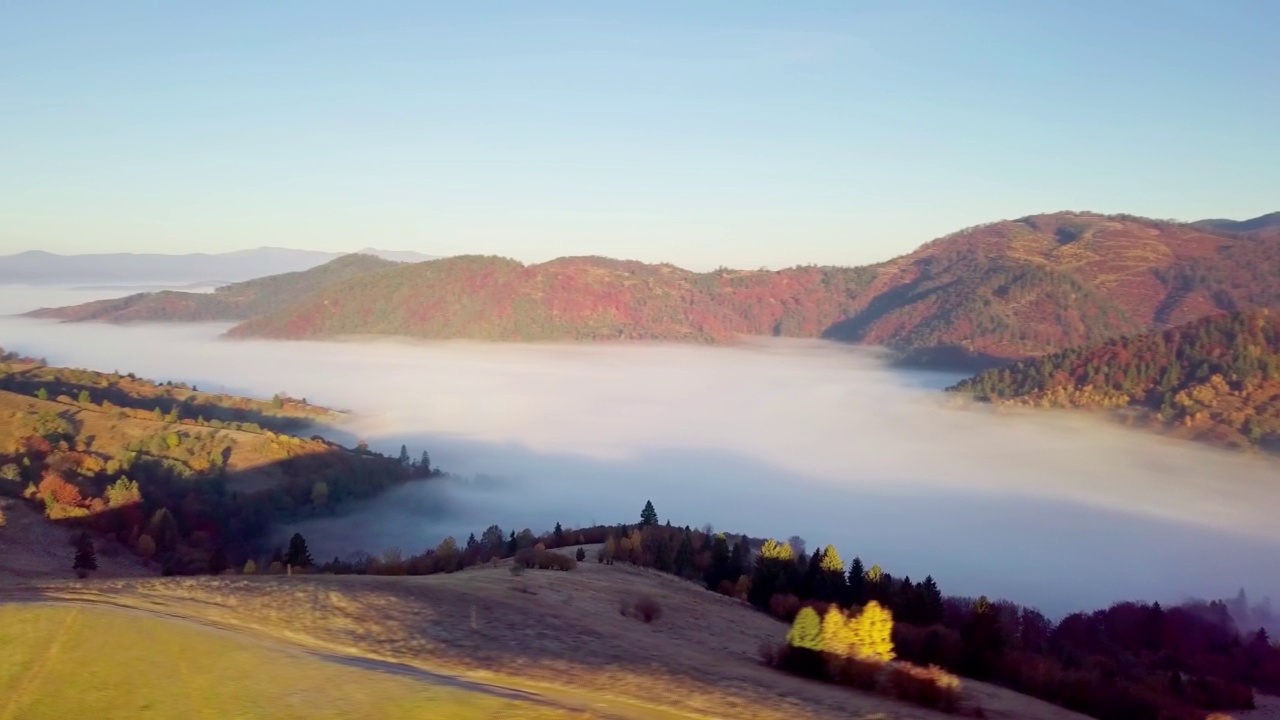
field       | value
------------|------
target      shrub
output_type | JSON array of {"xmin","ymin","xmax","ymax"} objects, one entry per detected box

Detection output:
[
  {"xmin": 769, "ymin": 593, "xmax": 802, "ymax": 621},
  {"xmin": 758, "ymin": 641, "xmax": 779, "ymax": 667},
  {"xmin": 829, "ymin": 655, "xmax": 884, "ymax": 691},
  {"xmin": 575, "ymin": 547, "xmax": 586, "ymax": 562},
  {"xmin": 884, "ymin": 663, "xmax": 963, "ymax": 713},
  {"xmin": 633, "ymin": 595, "xmax": 663, "ymax": 624}
]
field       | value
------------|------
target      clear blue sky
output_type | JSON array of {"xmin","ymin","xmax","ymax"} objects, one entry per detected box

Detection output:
[{"xmin": 2, "ymin": 1, "xmax": 1277, "ymax": 270}]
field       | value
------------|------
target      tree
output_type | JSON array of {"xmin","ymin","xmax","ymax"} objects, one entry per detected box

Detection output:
[
  {"xmin": 285, "ymin": 532, "xmax": 314, "ymax": 568},
  {"xmin": 919, "ymin": 575, "xmax": 944, "ymax": 625},
  {"xmin": 243, "ymin": 559, "xmax": 258, "ymax": 574},
  {"xmin": 481, "ymin": 525, "xmax": 504, "ymax": 553},
  {"xmin": 817, "ymin": 544, "xmax": 848, "ymax": 602},
  {"xmin": 73, "ymin": 531, "xmax": 98, "ymax": 578},
  {"xmin": 849, "ymin": 601, "xmax": 896, "ymax": 662},
  {"xmin": 148, "ymin": 508, "xmax": 180, "ymax": 554},
  {"xmin": 398, "ymin": 445, "xmax": 410, "ymax": 466},
  {"xmin": 640, "ymin": 500, "xmax": 658, "ymax": 526},
  {"xmin": 0, "ymin": 464, "xmax": 20, "ymax": 483},
  {"xmin": 135, "ymin": 534, "xmax": 156, "ymax": 560},
  {"xmin": 960, "ymin": 595, "xmax": 1004, "ymax": 679},
  {"xmin": 786, "ymin": 607, "xmax": 823, "ymax": 651},
  {"xmin": 820, "ymin": 605, "xmax": 856, "ymax": 658},
  {"xmin": 553, "ymin": 522, "xmax": 564, "ymax": 543},
  {"xmin": 848, "ymin": 557, "xmax": 867, "ymax": 604},
  {"xmin": 271, "ymin": 393, "xmax": 284, "ymax": 410},
  {"xmin": 77, "ymin": 389, "xmax": 91, "ymax": 405},
  {"xmin": 35, "ymin": 388, "xmax": 48, "ymax": 401},
  {"xmin": 673, "ymin": 532, "xmax": 696, "ymax": 578},
  {"xmin": 575, "ymin": 547, "xmax": 586, "ymax": 562},
  {"xmin": 419, "ymin": 451, "xmax": 431, "ymax": 474}
]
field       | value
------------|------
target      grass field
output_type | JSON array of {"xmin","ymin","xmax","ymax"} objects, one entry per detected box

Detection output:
[{"xmin": 0, "ymin": 604, "xmax": 588, "ymax": 720}]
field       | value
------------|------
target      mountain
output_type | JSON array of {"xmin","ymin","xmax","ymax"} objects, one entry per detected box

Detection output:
[
  {"xmin": 227, "ymin": 212, "xmax": 1280, "ymax": 366},
  {"xmin": 1193, "ymin": 211, "xmax": 1280, "ymax": 237},
  {"xmin": 227, "ymin": 254, "xmax": 880, "ymax": 343},
  {"xmin": 949, "ymin": 310, "xmax": 1280, "ymax": 451},
  {"xmin": 0, "ymin": 247, "xmax": 438, "ymax": 285},
  {"xmin": 25, "ymin": 254, "xmax": 399, "ymax": 323}
]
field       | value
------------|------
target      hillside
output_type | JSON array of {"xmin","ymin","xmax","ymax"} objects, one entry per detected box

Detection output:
[
  {"xmin": 0, "ymin": 348, "xmax": 427, "ymax": 575},
  {"xmin": 26, "ymin": 253, "xmax": 399, "ymax": 323},
  {"xmin": 1194, "ymin": 211, "xmax": 1280, "ymax": 238},
  {"xmin": 225, "ymin": 212, "xmax": 1280, "ymax": 366},
  {"xmin": 949, "ymin": 310, "xmax": 1280, "ymax": 451},
  {"xmin": 0, "ymin": 564, "xmax": 1090, "ymax": 720}
]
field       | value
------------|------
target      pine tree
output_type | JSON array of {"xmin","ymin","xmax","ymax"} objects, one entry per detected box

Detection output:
[
  {"xmin": 640, "ymin": 500, "xmax": 659, "ymax": 526},
  {"xmin": 398, "ymin": 445, "xmax": 410, "ymax": 466},
  {"xmin": 575, "ymin": 547, "xmax": 586, "ymax": 562},
  {"xmin": 285, "ymin": 532, "xmax": 314, "ymax": 568},
  {"xmin": 554, "ymin": 522, "xmax": 564, "ymax": 543},
  {"xmin": 848, "ymin": 556, "xmax": 866, "ymax": 604},
  {"xmin": 849, "ymin": 601, "xmax": 896, "ymax": 662},
  {"xmin": 786, "ymin": 607, "xmax": 823, "ymax": 651},
  {"xmin": 920, "ymin": 575, "xmax": 944, "ymax": 625},
  {"xmin": 673, "ymin": 532, "xmax": 696, "ymax": 578},
  {"xmin": 73, "ymin": 531, "xmax": 98, "ymax": 578}
]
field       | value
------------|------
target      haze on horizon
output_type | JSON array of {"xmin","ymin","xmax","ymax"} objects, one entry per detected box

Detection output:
[
  {"xmin": 3, "ymin": 3, "xmax": 1278, "ymax": 270},
  {"xmin": 2, "ymin": 286, "xmax": 1278, "ymax": 616}
]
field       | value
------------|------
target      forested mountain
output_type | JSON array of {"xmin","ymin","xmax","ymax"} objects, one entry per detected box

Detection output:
[
  {"xmin": 228, "ymin": 212, "xmax": 1280, "ymax": 365},
  {"xmin": 27, "ymin": 254, "xmax": 398, "ymax": 323},
  {"xmin": 950, "ymin": 310, "xmax": 1280, "ymax": 451},
  {"xmin": 0, "ymin": 347, "xmax": 432, "ymax": 574},
  {"xmin": 228, "ymin": 255, "xmax": 881, "ymax": 342},
  {"xmin": 1193, "ymin": 211, "xmax": 1280, "ymax": 238}
]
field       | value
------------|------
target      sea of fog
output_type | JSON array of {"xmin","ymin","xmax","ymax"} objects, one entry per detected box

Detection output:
[{"xmin": 2, "ymin": 284, "xmax": 1278, "ymax": 616}]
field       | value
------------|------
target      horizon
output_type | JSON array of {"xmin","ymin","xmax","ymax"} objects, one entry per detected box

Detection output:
[{"xmin": 3, "ymin": 3, "xmax": 1278, "ymax": 270}]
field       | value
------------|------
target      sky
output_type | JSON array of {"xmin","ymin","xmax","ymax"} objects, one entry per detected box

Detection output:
[{"xmin": 2, "ymin": 1, "xmax": 1277, "ymax": 270}]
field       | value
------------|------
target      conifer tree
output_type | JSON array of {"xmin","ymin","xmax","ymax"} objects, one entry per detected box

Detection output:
[
  {"xmin": 820, "ymin": 605, "xmax": 856, "ymax": 658},
  {"xmin": 673, "ymin": 532, "xmax": 695, "ymax": 577},
  {"xmin": 554, "ymin": 522, "xmax": 564, "ymax": 542},
  {"xmin": 398, "ymin": 445, "xmax": 411, "ymax": 466},
  {"xmin": 640, "ymin": 500, "xmax": 659, "ymax": 526},
  {"xmin": 73, "ymin": 531, "xmax": 98, "ymax": 578},
  {"xmin": 786, "ymin": 607, "xmax": 823, "ymax": 651},
  {"xmin": 920, "ymin": 575, "xmax": 944, "ymax": 625},
  {"xmin": 848, "ymin": 556, "xmax": 866, "ymax": 604},
  {"xmin": 285, "ymin": 532, "xmax": 314, "ymax": 568}
]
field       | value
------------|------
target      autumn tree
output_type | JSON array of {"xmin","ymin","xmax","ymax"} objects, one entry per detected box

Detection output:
[
  {"xmin": 640, "ymin": 500, "xmax": 659, "ymax": 526},
  {"xmin": 960, "ymin": 595, "xmax": 1005, "ymax": 679},
  {"xmin": 850, "ymin": 601, "xmax": 896, "ymax": 663},
  {"xmin": 787, "ymin": 607, "xmax": 823, "ymax": 651},
  {"xmin": 749, "ymin": 538, "xmax": 796, "ymax": 609},
  {"xmin": 310, "ymin": 480, "xmax": 329, "ymax": 507},
  {"xmin": 135, "ymin": 534, "xmax": 156, "ymax": 560},
  {"xmin": 73, "ymin": 531, "xmax": 98, "ymax": 578},
  {"xmin": 285, "ymin": 532, "xmax": 314, "ymax": 568},
  {"xmin": 820, "ymin": 605, "xmax": 856, "ymax": 657}
]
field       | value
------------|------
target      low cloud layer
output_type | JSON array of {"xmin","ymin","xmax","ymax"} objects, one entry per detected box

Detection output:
[{"xmin": 3, "ymin": 288, "xmax": 1278, "ymax": 615}]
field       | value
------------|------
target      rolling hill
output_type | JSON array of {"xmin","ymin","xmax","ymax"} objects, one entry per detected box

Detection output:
[
  {"xmin": 1193, "ymin": 211, "xmax": 1280, "ymax": 238},
  {"xmin": 949, "ymin": 310, "xmax": 1280, "ymax": 452},
  {"xmin": 229, "ymin": 212, "xmax": 1280, "ymax": 366},
  {"xmin": 26, "ymin": 253, "xmax": 399, "ymax": 323}
]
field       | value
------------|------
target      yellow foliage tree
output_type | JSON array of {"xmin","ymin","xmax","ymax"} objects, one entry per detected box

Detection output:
[
  {"xmin": 820, "ymin": 605, "xmax": 856, "ymax": 657},
  {"xmin": 786, "ymin": 607, "xmax": 823, "ymax": 651},
  {"xmin": 849, "ymin": 600, "xmax": 896, "ymax": 663},
  {"xmin": 760, "ymin": 538, "xmax": 794, "ymax": 562}
]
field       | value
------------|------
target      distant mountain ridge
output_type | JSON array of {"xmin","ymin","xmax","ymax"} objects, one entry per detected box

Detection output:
[
  {"xmin": 25, "ymin": 210, "xmax": 1280, "ymax": 368},
  {"xmin": 1192, "ymin": 211, "xmax": 1280, "ymax": 237},
  {"xmin": 0, "ymin": 246, "xmax": 438, "ymax": 285},
  {"xmin": 26, "ymin": 254, "xmax": 399, "ymax": 323}
]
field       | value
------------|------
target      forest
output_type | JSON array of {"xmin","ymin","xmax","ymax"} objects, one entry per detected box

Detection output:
[
  {"xmin": 0, "ymin": 347, "xmax": 434, "ymax": 574},
  {"xmin": 950, "ymin": 310, "xmax": 1280, "ymax": 451}
]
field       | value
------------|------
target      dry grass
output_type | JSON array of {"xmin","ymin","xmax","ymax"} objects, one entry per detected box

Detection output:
[
  {"xmin": 0, "ymin": 499, "xmax": 152, "ymax": 584},
  {"xmin": 2, "ymin": 550, "xmax": 1093, "ymax": 720}
]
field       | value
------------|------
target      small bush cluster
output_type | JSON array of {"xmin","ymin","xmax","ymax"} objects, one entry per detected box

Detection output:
[
  {"xmin": 513, "ymin": 545, "xmax": 577, "ymax": 571},
  {"xmin": 621, "ymin": 594, "xmax": 664, "ymax": 624}
]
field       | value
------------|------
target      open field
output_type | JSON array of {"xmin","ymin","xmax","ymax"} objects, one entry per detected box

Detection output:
[
  {"xmin": 0, "ymin": 548, "xmax": 1094, "ymax": 720},
  {"xmin": 0, "ymin": 604, "xmax": 583, "ymax": 720}
]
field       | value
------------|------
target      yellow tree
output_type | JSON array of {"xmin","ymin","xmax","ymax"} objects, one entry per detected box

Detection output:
[
  {"xmin": 850, "ymin": 600, "xmax": 896, "ymax": 662},
  {"xmin": 787, "ymin": 607, "xmax": 823, "ymax": 651},
  {"xmin": 760, "ymin": 538, "xmax": 794, "ymax": 562},
  {"xmin": 820, "ymin": 605, "xmax": 856, "ymax": 657}
]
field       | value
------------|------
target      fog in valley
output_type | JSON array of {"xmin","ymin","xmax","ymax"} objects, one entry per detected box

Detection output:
[{"xmin": 3, "ymin": 285, "xmax": 1278, "ymax": 616}]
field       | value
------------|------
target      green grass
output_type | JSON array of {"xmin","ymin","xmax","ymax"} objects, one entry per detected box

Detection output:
[{"xmin": 0, "ymin": 605, "xmax": 580, "ymax": 720}]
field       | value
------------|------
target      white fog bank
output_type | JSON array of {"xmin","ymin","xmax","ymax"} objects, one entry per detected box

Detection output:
[{"xmin": 1, "ymin": 297, "xmax": 1278, "ymax": 615}]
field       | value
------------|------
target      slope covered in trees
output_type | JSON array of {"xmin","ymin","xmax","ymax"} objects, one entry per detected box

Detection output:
[
  {"xmin": 0, "ymin": 347, "xmax": 434, "ymax": 575},
  {"xmin": 226, "ymin": 212, "xmax": 1280, "ymax": 365},
  {"xmin": 27, "ymin": 253, "xmax": 398, "ymax": 323},
  {"xmin": 950, "ymin": 310, "xmax": 1280, "ymax": 451}
]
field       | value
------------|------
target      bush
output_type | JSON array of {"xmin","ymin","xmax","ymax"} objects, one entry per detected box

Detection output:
[
  {"xmin": 575, "ymin": 547, "xmax": 586, "ymax": 562},
  {"xmin": 884, "ymin": 663, "xmax": 963, "ymax": 713},
  {"xmin": 758, "ymin": 641, "xmax": 779, "ymax": 667},
  {"xmin": 769, "ymin": 593, "xmax": 802, "ymax": 621},
  {"xmin": 633, "ymin": 595, "xmax": 664, "ymax": 624}
]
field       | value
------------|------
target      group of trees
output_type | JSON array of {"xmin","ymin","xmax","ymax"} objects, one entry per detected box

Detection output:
[{"xmin": 952, "ymin": 310, "xmax": 1280, "ymax": 450}]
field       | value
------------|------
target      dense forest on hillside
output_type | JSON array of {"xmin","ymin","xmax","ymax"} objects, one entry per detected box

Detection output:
[
  {"xmin": 0, "ymin": 346, "xmax": 434, "ymax": 574},
  {"xmin": 950, "ymin": 310, "xmax": 1280, "ymax": 451},
  {"xmin": 27, "ymin": 254, "xmax": 397, "ymax": 323},
  {"xmin": 285, "ymin": 502, "xmax": 1279, "ymax": 720}
]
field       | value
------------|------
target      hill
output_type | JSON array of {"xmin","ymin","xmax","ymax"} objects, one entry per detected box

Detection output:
[
  {"xmin": 0, "ymin": 348, "xmax": 428, "ymax": 575},
  {"xmin": 0, "ymin": 565, "xmax": 1090, "ymax": 720},
  {"xmin": 225, "ymin": 212, "xmax": 1280, "ymax": 366},
  {"xmin": 949, "ymin": 310, "xmax": 1280, "ymax": 451},
  {"xmin": 26, "ymin": 254, "xmax": 399, "ymax": 323},
  {"xmin": 1193, "ymin": 211, "xmax": 1280, "ymax": 237},
  {"xmin": 0, "ymin": 247, "xmax": 438, "ymax": 286}
]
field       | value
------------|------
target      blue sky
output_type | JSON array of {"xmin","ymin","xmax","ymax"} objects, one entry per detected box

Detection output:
[{"xmin": 2, "ymin": 1, "xmax": 1277, "ymax": 270}]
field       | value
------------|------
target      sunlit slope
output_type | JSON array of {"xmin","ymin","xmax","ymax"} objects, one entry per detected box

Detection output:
[
  {"xmin": 0, "ymin": 604, "xmax": 579, "ymax": 720},
  {"xmin": 19, "ymin": 557, "xmax": 1092, "ymax": 720}
]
